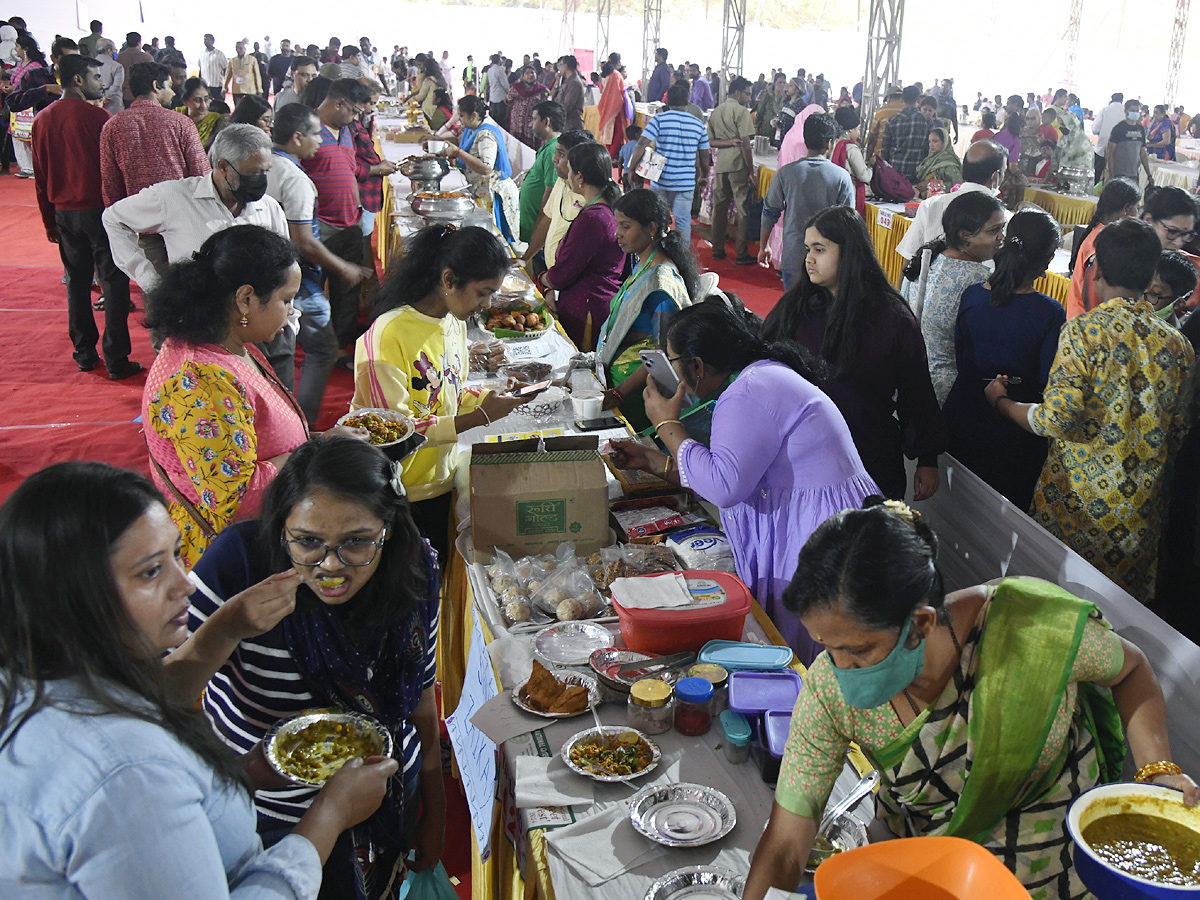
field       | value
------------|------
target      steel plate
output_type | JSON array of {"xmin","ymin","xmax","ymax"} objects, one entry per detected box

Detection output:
[
  {"xmin": 630, "ymin": 783, "xmax": 736, "ymax": 847},
  {"xmin": 642, "ymin": 866, "xmax": 745, "ymax": 900}
]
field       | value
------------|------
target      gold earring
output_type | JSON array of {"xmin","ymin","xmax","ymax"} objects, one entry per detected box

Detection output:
[{"xmin": 239, "ymin": 314, "xmax": 249, "ymax": 326}]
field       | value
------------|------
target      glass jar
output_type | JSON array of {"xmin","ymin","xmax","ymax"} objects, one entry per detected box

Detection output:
[
  {"xmin": 686, "ymin": 663, "xmax": 729, "ymax": 716},
  {"xmin": 673, "ymin": 677, "xmax": 714, "ymax": 736},
  {"xmin": 627, "ymin": 678, "xmax": 674, "ymax": 734}
]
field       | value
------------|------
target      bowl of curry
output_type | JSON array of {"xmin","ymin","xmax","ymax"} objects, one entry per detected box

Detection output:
[
  {"xmin": 1068, "ymin": 783, "xmax": 1200, "ymax": 897},
  {"xmin": 265, "ymin": 711, "xmax": 394, "ymax": 787}
]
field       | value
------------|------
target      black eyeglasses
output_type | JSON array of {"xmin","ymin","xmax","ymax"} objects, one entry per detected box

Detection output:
[
  {"xmin": 282, "ymin": 528, "xmax": 388, "ymax": 567},
  {"xmin": 1155, "ymin": 220, "xmax": 1197, "ymax": 242}
]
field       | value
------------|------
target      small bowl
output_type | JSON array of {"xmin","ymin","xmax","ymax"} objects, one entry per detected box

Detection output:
[
  {"xmin": 805, "ymin": 813, "xmax": 869, "ymax": 872},
  {"xmin": 572, "ymin": 392, "xmax": 605, "ymax": 419},
  {"xmin": 265, "ymin": 710, "xmax": 393, "ymax": 787},
  {"xmin": 1068, "ymin": 782, "xmax": 1200, "ymax": 897}
]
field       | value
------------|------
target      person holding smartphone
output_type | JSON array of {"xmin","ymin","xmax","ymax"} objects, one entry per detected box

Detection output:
[
  {"xmin": 610, "ymin": 300, "xmax": 878, "ymax": 664},
  {"xmin": 351, "ymin": 225, "xmax": 532, "ymax": 564}
]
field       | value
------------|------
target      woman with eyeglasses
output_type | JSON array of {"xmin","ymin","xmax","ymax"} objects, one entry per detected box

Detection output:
[
  {"xmin": 186, "ymin": 436, "xmax": 446, "ymax": 898},
  {"xmin": 1141, "ymin": 185, "xmax": 1200, "ymax": 291},
  {"xmin": 177, "ymin": 77, "xmax": 224, "ymax": 150}
]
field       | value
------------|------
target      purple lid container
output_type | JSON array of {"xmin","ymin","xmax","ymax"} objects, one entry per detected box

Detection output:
[
  {"xmin": 765, "ymin": 709, "xmax": 792, "ymax": 759},
  {"xmin": 727, "ymin": 670, "xmax": 803, "ymax": 716}
]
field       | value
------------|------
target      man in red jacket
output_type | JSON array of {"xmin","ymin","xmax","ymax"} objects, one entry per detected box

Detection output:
[{"xmin": 33, "ymin": 54, "xmax": 140, "ymax": 379}]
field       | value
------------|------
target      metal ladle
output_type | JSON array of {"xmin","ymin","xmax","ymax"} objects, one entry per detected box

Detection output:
[{"xmin": 817, "ymin": 769, "xmax": 880, "ymax": 837}]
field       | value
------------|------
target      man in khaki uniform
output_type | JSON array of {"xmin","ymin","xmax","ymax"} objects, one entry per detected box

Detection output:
[
  {"xmin": 224, "ymin": 42, "xmax": 262, "ymax": 99},
  {"xmin": 707, "ymin": 75, "xmax": 756, "ymax": 264}
]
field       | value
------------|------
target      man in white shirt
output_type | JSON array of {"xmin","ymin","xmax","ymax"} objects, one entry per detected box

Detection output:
[
  {"xmin": 199, "ymin": 34, "xmax": 229, "ymax": 101},
  {"xmin": 102, "ymin": 124, "xmax": 288, "ymax": 291},
  {"xmin": 896, "ymin": 140, "xmax": 1007, "ymax": 261},
  {"xmin": 439, "ymin": 51, "xmax": 453, "ymax": 90},
  {"xmin": 1093, "ymin": 92, "xmax": 1126, "ymax": 184}
]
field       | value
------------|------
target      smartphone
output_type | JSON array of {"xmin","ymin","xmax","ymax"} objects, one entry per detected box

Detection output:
[
  {"xmin": 575, "ymin": 415, "xmax": 624, "ymax": 432},
  {"xmin": 512, "ymin": 379, "xmax": 551, "ymax": 398},
  {"xmin": 638, "ymin": 349, "xmax": 681, "ymax": 396}
]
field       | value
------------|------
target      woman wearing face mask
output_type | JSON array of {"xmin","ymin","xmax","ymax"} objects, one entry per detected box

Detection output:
[
  {"xmin": 902, "ymin": 191, "xmax": 1007, "ymax": 405},
  {"xmin": 352, "ymin": 226, "xmax": 530, "ymax": 564},
  {"xmin": 743, "ymin": 498, "xmax": 1198, "ymax": 900},
  {"xmin": 186, "ymin": 437, "xmax": 445, "ymax": 898},
  {"xmin": 609, "ymin": 299, "xmax": 878, "ymax": 663},
  {"xmin": 762, "ymin": 206, "xmax": 945, "ymax": 502},
  {"xmin": 532, "ymin": 142, "xmax": 626, "ymax": 350},
  {"xmin": 142, "ymin": 226, "xmax": 364, "ymax": 569},
  {"xmin": 0, "ymin": 461, "xmax": 396, "ymax": 898}
]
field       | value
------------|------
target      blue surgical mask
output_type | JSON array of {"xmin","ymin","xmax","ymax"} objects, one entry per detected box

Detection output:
[
  {"xmin": 829, "ymin": 617, "xmax": 926, "ymax": 709},
  {"xmin": 1127, "ymin": 111, "xmax": 1140, "ymax": 122}
]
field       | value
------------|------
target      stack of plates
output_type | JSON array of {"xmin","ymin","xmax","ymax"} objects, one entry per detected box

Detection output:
[
  {"xmin": 642, "ymin": 866, "xmax": 745, "ymax": 900},
  {"xmin": 630, "ymin": 783, "xmax": 736, "ymax": 848}
]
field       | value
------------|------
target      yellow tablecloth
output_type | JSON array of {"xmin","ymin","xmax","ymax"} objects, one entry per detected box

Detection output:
[
  {"xmin": 1020, "ymin": 186, "xmax": 1096, "ymax": 227},
  {"xmin": 583, "ymin": 104, "xmax": 651, "ymax": 141}
]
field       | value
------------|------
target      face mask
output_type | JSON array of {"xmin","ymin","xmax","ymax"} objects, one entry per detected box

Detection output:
[
  {"xmin": 830, "ymin": 617, "xmax": 926, "ymax": 709},
  {"xmin": 1127, "ymin": 112, "xmax": 1140, "ymax": 122},
  {"xmin": 228, "ymin": 168, "xmax": 268, "ymax": 203}
]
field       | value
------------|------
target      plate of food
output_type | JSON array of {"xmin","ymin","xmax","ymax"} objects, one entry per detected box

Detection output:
[
  {"xmin": 265, "ymin": 710, "xmax": 393, "ymax": 787},
  {"xmin": 336, "ymin": 409, "xmax": 416, "ymax": 447},
  {"xmin": 561, "ymin": 725, "xmax": 661, "ymax": 783},
  {"xmin": 479, "ymin": 304, "xmax": 551, "ymax": 340},
  {"xmin": 512, "ymin": 660, "xmax": 601, "ymax": 717}
]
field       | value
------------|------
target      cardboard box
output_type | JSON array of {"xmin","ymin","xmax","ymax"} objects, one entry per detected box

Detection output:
[{"xmin": 470, "ymin": 436, "xmax": 609, "ymax": 561}]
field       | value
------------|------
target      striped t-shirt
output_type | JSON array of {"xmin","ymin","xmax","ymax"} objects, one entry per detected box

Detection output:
[
  {"xmin": 187, "ymin": 521, "xmax": 439, "ymax": 825},
  {"xmin": 300, "ymin": 123, "xmax": 360, "ymax": 229},
  {"xmin": 641, "ymin": 110, "xmax": 711, "ymax": 191}
]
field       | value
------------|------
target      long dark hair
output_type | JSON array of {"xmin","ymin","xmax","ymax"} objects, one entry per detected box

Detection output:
[
  {"xmin": 259, "ymin": 438, "xmax": 431, "ymax": 632},
  {"xmin": 16, "ymin": 33, "xmax": 45, "ymax": 66},
  {"xmin": 567, "ymin": 143, "xmax": 621, "ymax": 206},
  {"xmin": 301, "ymin": 75, "xmax": 332, "ymax": 109},
  {"xmin": 0, "ymin": 462, "xmax": 248, "ymax": 788},
  {"xmin": 783, "ymin": 495, "xmax": 945, "ymax": 631},
  {"xmin": 1071, "ymin": 178, "xmax": 1140, "ymax": 273},
  {"xmin": 761, "ymin": 206, "xmax": 907, "ymax": 377},
  {"xmin": 144, "ymin": 226, "xmax": 299, "ymax": 345},
  {"xmin": 375, "ymin": 225, "xmax": 509, "ymax": 317},
  {"xmin": 901, "ymin": 191, "xmax": 1005, "ymax": 282},
  {"xmin": 230, "ymin": 93, "xmax": 272, "ymax": 126},
  {"xmin": 988, "ymin": 209, "xmax": 1060, "ymax": 307},
  {"xmin": 666, "ymin": 297, "xmax": 827, "ymax": 386},
  {"xmin": 613, "ymin": 189, "xmax": 700, "ymax": 300},
  {"xmin": 1144, "ymin": 184, "xmax": 1199, "ymax": 224},
  {"xmin": 181, "ymin": 76, "xmax": 208, "ymax": 102}
]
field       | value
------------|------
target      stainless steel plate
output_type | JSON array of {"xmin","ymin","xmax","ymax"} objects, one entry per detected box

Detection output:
[
  {"xmin": 630, "ymin": 783, "xmax": 736, "ymax": 847},
  {"xmin": 265, "ymin": 710, "xmax": 393, "ymax": 787},
  {"xmin": 561, "ymin": 725, "xmax": 661, "ymax": 783},
  {"xmin": 533, "ymin": 621, "xmax": 614, "ymax": 667},
  {"xmin": 511, "ymin": 670, "xmax": 601, "ymax": 718},
  {"xmin": 588, "ymin": 648, "xmax": 662, "ymax": 692},
  {"xmin": 642, "ymin": 866, "xmax": 745, "ymax": 900}
]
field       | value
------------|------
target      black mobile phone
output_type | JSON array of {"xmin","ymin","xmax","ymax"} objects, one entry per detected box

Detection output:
[
  {"xmin": 512, "ymin": 379, "xmax": 551, "ymax": 397},
  {"xmin": 575, "ymin": 415, "xmax": 623, "ymax": 432}
]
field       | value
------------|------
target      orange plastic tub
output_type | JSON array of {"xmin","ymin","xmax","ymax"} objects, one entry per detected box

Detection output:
[
  {"xmin": 814, "ymin": 836, "xmax": 1029, "ymax": 900},
  {"xmin": 613, "ymin": 571, "xmax": 752, "ymax": 654}
]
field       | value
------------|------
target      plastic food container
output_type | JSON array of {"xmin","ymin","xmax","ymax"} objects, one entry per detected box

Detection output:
[
  {"xmin": 728, "ymin": 670, "xmax": 803, "ymax": 717},
  {"xmin": 765, "ymin": 709, "xmax": 791, "ymax": 758},
  {"xmin": 686, "ymin": 663, "xmax": 728, "ymax": 715},
  {"xmin": 697, "ymin": 640, "xmax": 794, "ymax": 672},
  {"xmin": 719, "ymin": 710, "xmax": 751, "ymax": 765},
  {"xmin": 674, "ymin": 677, "xmax": 714, "ymax": 736},
  {"xmin": 628, "ymin": 678, "xmax": 674, "ymax": 734},
  {"xmin": 613, "ymin": 571, "xmax": 753, "ymax": 655}
]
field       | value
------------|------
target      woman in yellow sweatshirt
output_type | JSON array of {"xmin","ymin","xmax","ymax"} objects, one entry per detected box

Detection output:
[{"xmin": 352, "ymin": 225, "xmax": 529, "ymax": 563}]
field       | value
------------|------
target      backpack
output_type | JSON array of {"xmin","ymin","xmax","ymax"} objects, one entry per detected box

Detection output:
[{"xmin": 870, "ymin": 157, "xmax": 916, "ymax": 203}]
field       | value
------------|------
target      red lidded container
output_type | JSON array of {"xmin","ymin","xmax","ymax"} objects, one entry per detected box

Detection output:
[{"xmin": 613, "ymin": 571, "xmax": 753, "ymax": 654}]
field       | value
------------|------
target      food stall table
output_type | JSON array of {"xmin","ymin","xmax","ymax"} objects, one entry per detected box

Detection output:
[
  {"xmin": 1149, "ymin": 157, "xmax": 1199, "ymax": 191},
  {"xmin": 1020, "ymin": 186, "xmax": 1097, "ymax": 227}
]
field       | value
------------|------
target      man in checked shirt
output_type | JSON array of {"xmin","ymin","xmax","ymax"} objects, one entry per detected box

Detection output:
[{"xmin": 882, "ymin": 85, "xmax": 933, "ymax": 184}]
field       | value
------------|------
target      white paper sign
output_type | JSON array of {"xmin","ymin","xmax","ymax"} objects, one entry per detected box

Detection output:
[
  {"xmin": 877, "ymin": 207, "xmax": 894, "ymax": 229},
  {"xmin": 445, "ymin": 613, "xmax": 500, "ymax": 860}
]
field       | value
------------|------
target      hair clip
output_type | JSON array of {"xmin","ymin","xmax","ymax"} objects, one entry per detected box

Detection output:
[
  {"xmin": 881, "ymin": 499, "xmax": 921, "ymax": 524},
  {"xmin": 389, "ymin": 461, "xmax": 407, "ymax": 498}
]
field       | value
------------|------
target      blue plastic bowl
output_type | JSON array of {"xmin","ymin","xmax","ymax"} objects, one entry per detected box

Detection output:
[{"xmin": 1067, "ymin": 782, "xmax": 1200, "ymax": 899}]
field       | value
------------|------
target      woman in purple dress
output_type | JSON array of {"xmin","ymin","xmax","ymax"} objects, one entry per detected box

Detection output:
[
  {"xmin": 610, "ymin": 299, "xmax": 878, "ymax": 664},
  {"xmin": 532, "ymin": 142, "xmax": 626, "ymax": 350}
]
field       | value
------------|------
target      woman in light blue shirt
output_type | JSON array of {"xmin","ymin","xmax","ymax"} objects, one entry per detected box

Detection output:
[{"xmin": 0, "ymin": 461, "xmax": 395, "ymax": 899}]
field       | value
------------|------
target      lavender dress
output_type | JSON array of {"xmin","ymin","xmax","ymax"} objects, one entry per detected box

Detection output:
[{"xmin": 676, "ymin": 360, "xmax": 879, "ymax": 664}]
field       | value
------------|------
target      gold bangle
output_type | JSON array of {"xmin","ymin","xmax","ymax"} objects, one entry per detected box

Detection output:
[
  {"xmin": 653, "ymin": 419, "xmax": 682, "ymax": 432},
  {"xmin": 1134, "ymin": 760, "xmax": 1183, "ymax": 783}
]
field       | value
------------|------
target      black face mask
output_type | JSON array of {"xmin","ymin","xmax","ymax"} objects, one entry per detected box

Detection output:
[{"xmin": 227, "ymin": 166, "xmax": 268, "ymax": 203}]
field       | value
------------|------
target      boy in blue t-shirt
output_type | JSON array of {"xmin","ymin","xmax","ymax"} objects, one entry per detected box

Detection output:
[{"xmin": 618, "ymin": 124, "xmax": 643, "ymax": 189}]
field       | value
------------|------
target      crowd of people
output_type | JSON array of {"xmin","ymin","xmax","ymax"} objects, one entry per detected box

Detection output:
[{"xmin": 2, "ymin": 13, "xmax": 1200, "ymax": 900}]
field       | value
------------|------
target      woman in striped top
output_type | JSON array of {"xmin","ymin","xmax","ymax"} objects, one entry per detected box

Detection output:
[{"xmin": 188, "ymin": 437, "xmax": 444, "ymax": 899}]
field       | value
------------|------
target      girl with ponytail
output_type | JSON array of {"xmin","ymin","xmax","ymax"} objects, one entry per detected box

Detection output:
[
  {"xmin": 1065, "ymin": 177, "xmax": 1140, "ymax": 318},
  {"xmin": 599, "ymin": 188, "xmax": 701, "ymax": 430},
  {"xmin": 353, "ymin": 225, "xmax": 530, "ymax": 564},
  {"xmin": 941, "ymin": 208, "xmax": 1065, "ymax": 511},
  {"xmin": 533, "ymin": 142, "xmax": 626, "ymax": 349},
  {"xmin": 609, "ymin": 298, "xmax": 879, "ymax": 664}
]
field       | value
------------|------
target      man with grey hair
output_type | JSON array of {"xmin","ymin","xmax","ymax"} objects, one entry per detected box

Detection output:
[
  {"xmin": 102, "ymin": 123, "xmax": 288, "ymax": 290},
  {"xmin": 94, "ymin": 38, "xmax": 125, "ymax": 114}
]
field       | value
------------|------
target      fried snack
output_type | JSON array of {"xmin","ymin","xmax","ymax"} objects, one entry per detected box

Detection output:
[{"xmin": 520, "ymin": 660, "xmax": 589, "ymax": 714}]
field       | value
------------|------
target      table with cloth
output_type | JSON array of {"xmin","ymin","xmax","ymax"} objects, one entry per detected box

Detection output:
[
  {"xmin": 584, "ymin": 102, "xmax": 653, "ymax": 141},
  {"xmin": 753, "ymin": 153, "xmax": 1071, "ymax": 304}
]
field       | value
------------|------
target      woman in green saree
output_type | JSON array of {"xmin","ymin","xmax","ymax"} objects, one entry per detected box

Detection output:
[
  {"xmin": 599, "ymin": 189, "xmax": 700, "ymax": 431},
  {"xmin": 744, "ymin": 497, "xmax": 1198, "ymax": 900},
  {"xmin": 914, "ymin": 127, "xmax": 963, "ymax": 197},
  {"xmin": 1051, "ymin": 90, "xmax": 1095, "ymax": 178}
]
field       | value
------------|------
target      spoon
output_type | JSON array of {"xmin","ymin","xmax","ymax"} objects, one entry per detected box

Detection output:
[{"xmin": 817, "ymin": 769, "xmax": 880, "ymax": 837}]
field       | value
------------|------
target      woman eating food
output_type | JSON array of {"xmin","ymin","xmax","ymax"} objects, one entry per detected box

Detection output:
[
  {"xmin": 610, "ymin": 299, "xmax": 877, "ymax": 663},
  {"xmin": 187, "ymin": 437, "xmax": 446, "ymax": 898},
  {"xmin": 599, "ymin": 188, "xmax": 700, "ymax": 430},
  {"xmin": 0, "ymin": 461, "xmax": 396, "ymax": 898},
  {"xmin": 744, "ymin": 498, "xmax": 1199, "ymax": 900},
  {"xmin": 352, "ymin": 225, "xmax": 530, "ymax": 563}
]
